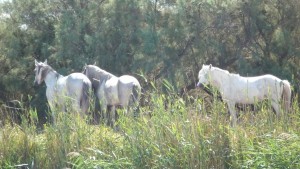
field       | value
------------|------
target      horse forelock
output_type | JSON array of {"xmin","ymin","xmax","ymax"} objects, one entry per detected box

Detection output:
[{"xmin": 36, "ymin": 64, "xmax": 56, "ymax": 82}]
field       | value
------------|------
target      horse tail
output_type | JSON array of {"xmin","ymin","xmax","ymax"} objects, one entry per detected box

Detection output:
[
  {"xmin": 282, "ymin": 80, "xmax": 291, "ymax": 112},
  {"xmin": 131, "ymin": 82, "xmax": 141, "ymax": 116},
  {"xmin": 132, "ymin": 82, "xmax": 141, "ymax": 104},
  {"xmin": 80, "ymin": 80, "xmax": 92, "ymax": 114}
]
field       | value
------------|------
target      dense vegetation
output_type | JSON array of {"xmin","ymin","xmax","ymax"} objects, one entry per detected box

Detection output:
[
  {"xmin": 1, "ymin": 0, "xmax": 300, "ymax": 114},
  {"xmin": 1, "ymin": 0, "xmax": 300, "ymax": 168},
  {"xmin": 1, "ymin": 90, "xmax": 300, "ymax": 168}
]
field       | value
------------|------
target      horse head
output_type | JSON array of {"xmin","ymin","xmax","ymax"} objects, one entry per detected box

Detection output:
[
  {"xmin": 82, "ymin": 64, "xmax": 103, "ymax": 90},
  {"xmin": 82, "ymin": 64, "xmax": 96, "ymax": 80},
  {"xmin": 197, "ymin": 64, "xmax": 212, "ymax": 88},
  {"xmin": 82, "ymin": 63, "xmax": 88, "ymax": 75},
  {"xmin": 82, "ymin": 62, "xmax": 97, "ymax": 74},
  {"xmin": 34, "ymin": 59, "xmax": 50, "ymax": 85}
]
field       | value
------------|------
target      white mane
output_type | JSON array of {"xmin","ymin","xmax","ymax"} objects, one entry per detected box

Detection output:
[{"xmin": 211, "ymin": 66, "xmax": 240, "ymax": 78}]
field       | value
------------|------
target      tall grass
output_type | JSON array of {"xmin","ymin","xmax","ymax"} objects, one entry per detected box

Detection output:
[{"xmin": 0, "ymin": 89, "xmax": 300, "ymax": 168}]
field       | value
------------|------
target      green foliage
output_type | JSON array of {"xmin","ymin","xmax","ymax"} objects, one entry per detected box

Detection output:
[
  {"xmin": 236, "ymin": 132, "xmax": 300, "ymax": 168},
  {"xmin": 1, "ymin": 1, "xmax": 300, "ymax": 166},
  {"xmin": 1, "ymin": 0, "xmax": 300, "ymax": 155},
  {"xmin": 1, "ymin": 90, "xmax": 300, "ymax": 168}
]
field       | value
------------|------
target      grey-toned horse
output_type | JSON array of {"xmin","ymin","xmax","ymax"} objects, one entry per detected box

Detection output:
[
  {"xmin": 34, "ymin": 59, "xmax": 92, "ymax": 122},
  {"xmin": 82, "ymin": 64, "xmax": 141, "ymax": 127}
]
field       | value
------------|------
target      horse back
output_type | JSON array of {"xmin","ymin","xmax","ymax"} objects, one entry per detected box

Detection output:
[
  {"xmin": 224, "ymin": 74, "xmax": 283, "ymax": 102},
  {"xmin": 65, "ymin": 73, "xmax": 91, "ymax": 97},
  {"xmin": 118, "ymin": 75, "xmax": 140, "ymax": 92},
  {"xmin": 119, "ymin": 75, "xmax": 139, "ymax": 84},
  {"xmin": 237, "ymin": 74, "xmax": 281, "ymax": 88}
]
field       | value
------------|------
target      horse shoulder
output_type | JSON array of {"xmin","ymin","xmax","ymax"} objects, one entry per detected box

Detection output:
[{"xmin": 45, "ymin": 87, "xmax": 55, "ymax": 102}]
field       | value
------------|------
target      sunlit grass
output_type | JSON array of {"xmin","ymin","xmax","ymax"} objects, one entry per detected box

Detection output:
[{"xmin": 0, "ymin": 89, "xmax": 300, "ymax": 168}]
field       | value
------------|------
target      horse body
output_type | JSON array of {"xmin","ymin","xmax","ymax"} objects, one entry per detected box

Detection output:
[
  {"xmin": 103, "ymin": 76, "xmax": 120, "ymax": 105},
  {"xmin": 197, "ymin": 64, "xmax": 291, "ymax": 126},
  {"xmin": 99, "ymin": 75, "xmax": 140, "ymax": 107},
  {"xmin": 83, "ymin": 64, "xmax": 141, "ymax": 126},
  {"xmin": 34, "ymin": 60, "xmax": 92, "ymax": 121},
  {"xmin": 223, "ymin": 74, "xmax": 281, "ymax": 103}
]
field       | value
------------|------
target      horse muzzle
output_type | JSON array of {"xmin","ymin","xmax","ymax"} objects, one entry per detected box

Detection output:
[
  {"xmin": 33, "ymin": 80, "xmax": 39, "ymax": 86},
  {"xmin": 197, "ymin": 82, "xmax": 204, "ymax": 88}
]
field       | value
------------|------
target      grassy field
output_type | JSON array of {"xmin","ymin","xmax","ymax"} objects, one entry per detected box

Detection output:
[{"xmin": 1, "ymin": 90, "xmax": 300, "ymax": 169}]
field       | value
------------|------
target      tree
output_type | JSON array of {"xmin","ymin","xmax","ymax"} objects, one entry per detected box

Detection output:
[{"xmin": 1, "ymin": 0, "xmax": 300, "ymax": 122}]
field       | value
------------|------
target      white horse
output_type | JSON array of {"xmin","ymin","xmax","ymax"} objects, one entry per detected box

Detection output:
[
  {"xmin": 82, "ymin": 64, "xmax": 141, "ymax": 127},
  {"xmin": 34, "ymin": 59, "xmax": 92, "ymax": 122},
  {"xmin": 197, "ymin": 64, "xmax": 291, "ymax": 126}
]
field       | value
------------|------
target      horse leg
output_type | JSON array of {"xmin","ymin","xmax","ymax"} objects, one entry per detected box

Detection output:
[
  {"xmin": 131, "ymin": 84, "xmax": 141, "ymax": 117},
  {"xmin": 106, "ymin": 105, "xmax": 119, "ymax": 128},
  {"xmin": 115, "ymin": 105, "xmax": 121, "ymax": 122},
  {"xmin": 124, "ymin": 92, "xmax": 139, "ymax": 118},
  {"xmin": 106, "ymin": 105, "xmax": 112, "ymax": 126},
  {"xmin": 110, "ymin": 106, "xmax": 116, "ymax": 128},
  {"xmin": 92, "ymin": 96, "xmax": 101, "ymax": 124},
  {"xmin": 271, "ymin": 100, "xmax": 281, "ymax": 117},
  {"xmin": 75, "ymin": 99, "xmax": 84, "ymax": 118},
  {"xmin": 106, "ymin": 105, "xmax": 117, "ymax": 128},
  {"xmin": 48, "ymin": 99, "xmax": 57, "ymax": 125},
  {"xmin": 130, "ymin": 94, "xmax": 140, "ymax": 117},
  {"xmin": 72, "ymin": 99, "xmax": 79, "ymax": 115},
  {"xmin": 227, "ymin": 102, "xmax": 237, "ymax": 127},
  {"xmin": 99, "ymin": 100, "xmax": 108, "ymax": 125}
]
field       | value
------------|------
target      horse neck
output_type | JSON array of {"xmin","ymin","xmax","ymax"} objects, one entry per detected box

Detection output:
[
  {"xmin": 88, "ymin": 68, "xmax": 115, "ymax": 89},
  {"xmin": 99, "ymin": 68, "xmax": 115, "ymax": 78},
  {"xmin": 209, "ymin": 68, "xmax": 229, "ymax": 89},
  {"xmin": 95, "ymin": 68, "xmax": 115, "ymax": 79},
  {"xmin": 44, "ymin": 70, "xmax": 62, "ymax": 88},
  {"xmin": 98, "ymin": 71, "xmax": 115, "ymax": 84}
]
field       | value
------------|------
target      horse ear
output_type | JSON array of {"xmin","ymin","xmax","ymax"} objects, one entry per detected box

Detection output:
[
  {"xmin": 85, "ymin": 63, "xmax": 87, "ymax": 66},
  {"xmin": 209, "ymin": 64, "xmax": 212, "ymax": 69},
  {"xmin": 44, "ymin": 59, "xmax": 47, "ymax": 64},
  {"xmin": 35, "ymin": 59, "xmax": 38, "ymax": 66},
  {"xmin": 93, "ymin": 62, "xmax": 96, "ymax": 65}
]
